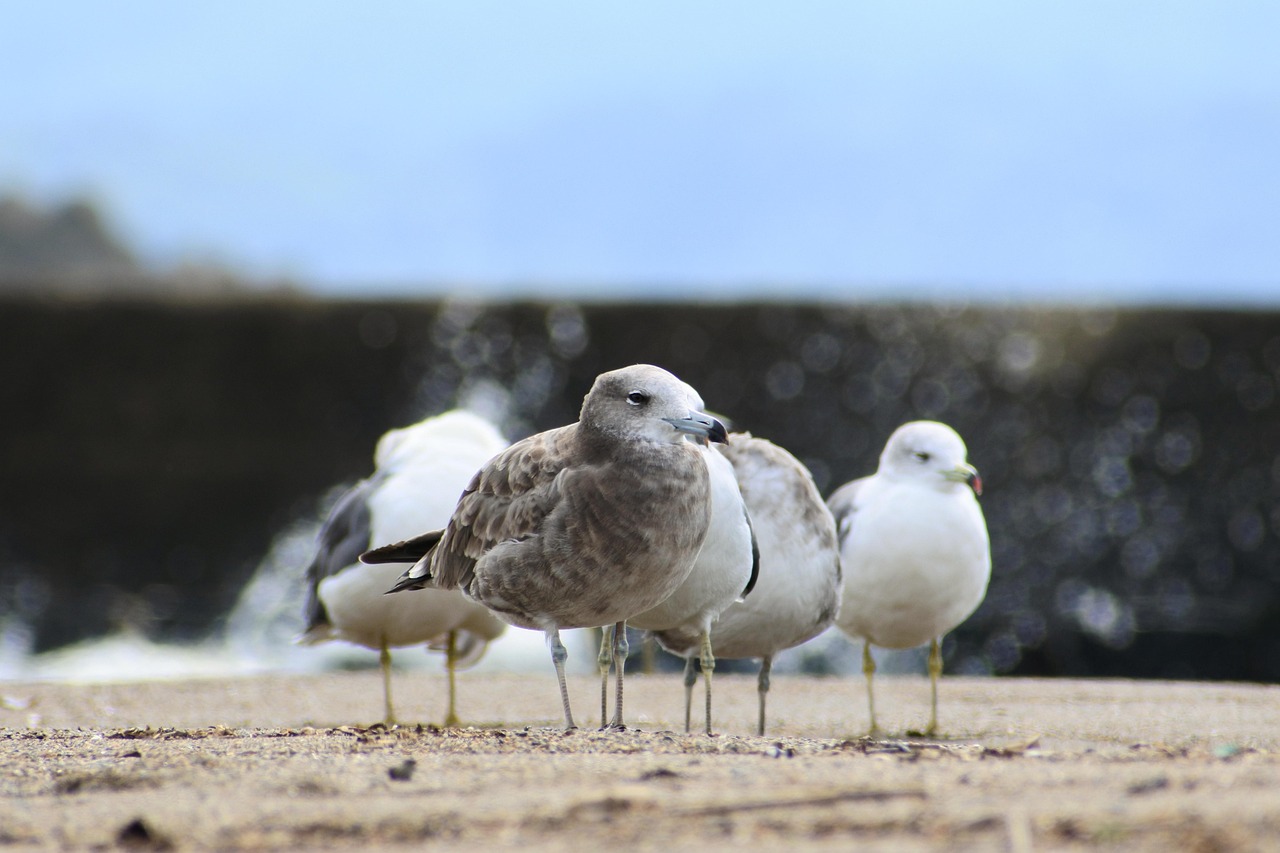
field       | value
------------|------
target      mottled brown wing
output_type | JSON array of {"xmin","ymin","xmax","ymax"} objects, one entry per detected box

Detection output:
[{"xmin": 428, "ymin": 424, "xmax": 578, "ymax": 589}]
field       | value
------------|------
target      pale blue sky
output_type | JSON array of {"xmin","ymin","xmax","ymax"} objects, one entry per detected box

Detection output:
[{"xmin": 2, "ymin": 2, "xmax": 1278, "ymax": 302}]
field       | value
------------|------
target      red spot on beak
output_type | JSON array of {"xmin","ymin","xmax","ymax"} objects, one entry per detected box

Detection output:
[{"xmin": 967, "ymin": 471, "xmax": 983, "ymax": 497}]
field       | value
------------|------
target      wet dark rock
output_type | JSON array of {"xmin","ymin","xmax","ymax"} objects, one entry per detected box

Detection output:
[{"xmin": 1, "ymin": 296, "xmax": 1277, "ymax": 680}]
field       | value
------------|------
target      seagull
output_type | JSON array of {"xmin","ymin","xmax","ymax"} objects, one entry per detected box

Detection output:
[
  {"xmin": 652, "ymin": 432, "xmax": 842, "ymax": 736},
  {"xmin": 826, "ymin": 420, "xmax": 990, "ymax": 736},
  {"xmin": 613, "ymin": 403, "xmax": 758, "ymax": 735},
  {"xmin": 363, "ymin": 364, "xmax": 726, "ymax": 730},
  {"xmin": 299, "ymin": 410, "xmax": 508, "ymax": 726}
]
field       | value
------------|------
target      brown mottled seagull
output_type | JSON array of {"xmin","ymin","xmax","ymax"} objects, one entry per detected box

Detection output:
[{"xmin": 362, "ymin": 364, "xmax": 727, "ymax": 730}]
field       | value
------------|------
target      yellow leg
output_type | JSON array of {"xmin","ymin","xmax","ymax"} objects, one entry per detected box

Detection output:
[
  {"xmin": 681, "ymin": 656, "xmax": 697, "ymax": 733},
  {"xmin": 443, "ymin": 630, "xmax": 460, "ymax": 727},
  {"xmin": 862, "ymin": 640, "xmax": 878, "ymax": 735},
  {"xmin": 927, "ymin": 637, "xmax": 942, "ymax": 736},
  {"xmin": 380, "ymin": 639, "xmax": 396, "ymax": 726}
]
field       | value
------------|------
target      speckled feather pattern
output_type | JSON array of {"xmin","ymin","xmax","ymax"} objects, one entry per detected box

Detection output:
[
  {"xmin": 434, "ymin": 428, "xmax": 711, "ymax": 630},
  {"xmin": 409, "ymin": 365, "xmax": 717, "ymax": 634}
]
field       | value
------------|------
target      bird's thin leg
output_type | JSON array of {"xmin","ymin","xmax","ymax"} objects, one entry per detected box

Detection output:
[
  {"xmin": 379, "ymin": 638, "xmax": 396, "ymax": 726},
  {"xmin": 862, "ymin": 640, "xmax": 879, "ymax": 735},
  {"xmin": 443, "ymin": 630, "xmax": 460, "ymax": 727},
  {"xmin": 926, "ymin": 636, "xmax": 942, "ymax": 736},
  {"xmin": 549, "ymin": 630, "xmax": 576, "ymax": 730},
  {"xmin": 641, "ymin": 633, "xmax": 657, "ymax": 674},
  {"xmin": 607, "ymin": 621, "xmax": 628, "ymax": 729},
  {"xmin": 596, "ymin": 626, "xmax": 613, "ymax": 728},
  {"xmin": 757, "ymin": 654, "xmax": 773, "ymax": 737},
  {"xmin": 698, "ymin": 629, "xmax": 716, "ymax": 735},
  {"xmin": 681, "ymin": 656, "xmax": 698, "ymax": 734}
]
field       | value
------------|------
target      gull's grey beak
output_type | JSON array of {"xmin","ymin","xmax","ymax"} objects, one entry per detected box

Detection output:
[
  {"xmin": 944, "ymin": 462, "xmax": 983, "ymax": 496},
  {"xmin": 663, "ymin": 412, "xmax": 729, "ymax": 445}
]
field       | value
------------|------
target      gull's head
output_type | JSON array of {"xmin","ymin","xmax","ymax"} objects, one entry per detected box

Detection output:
[
  {"xmin": 879, "ymin": 420, "xmax": 982, "ymax": 496},
  {"xmin": 374, "ymin": 410, "xmax": 506, "ymax": 472},
  {"xmin": 583, "ymin": 364, "xmax": 728, "ymax": 445},
  {"xmin": 675, "ymin": 379, "xmax": 736, "ymax": 447}
]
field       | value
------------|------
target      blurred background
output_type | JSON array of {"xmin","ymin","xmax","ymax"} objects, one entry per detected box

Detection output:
[{"xmin": 1, "ymin": 2, "xmax": 1277, "ymax": 684}]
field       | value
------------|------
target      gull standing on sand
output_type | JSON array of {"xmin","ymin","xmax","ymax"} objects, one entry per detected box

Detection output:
[
  {"xmin": 827, "ymin": 420, "xmax": 990, "ymax": 736},
  {"xmin": 364, "ymin": 364, "xmax": 726, "ymax": 730},
  {"xmin": 652, "ymin": 433, "xmax": 843, "ymax": 736},
  {"xmin": 299, "ymin": 411, "xmax": 508, "ymax": 726},
  {"xmin": 612, "ymin": 395, "xmax": 758, "ymax": 735}
]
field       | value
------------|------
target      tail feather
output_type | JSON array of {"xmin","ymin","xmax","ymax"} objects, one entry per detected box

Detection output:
[
  {"xmin": 360, "ymin": 529, "xmax": 444, "ymax": 564},
  {"xmin": 363, "ymin": 529, "xmax": 445, "ymax": 595}
]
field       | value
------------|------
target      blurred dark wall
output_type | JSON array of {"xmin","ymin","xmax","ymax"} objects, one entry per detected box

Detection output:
[{"xmin": 2, "ymin": 295, "xmax": 1278, "ymax": 680}]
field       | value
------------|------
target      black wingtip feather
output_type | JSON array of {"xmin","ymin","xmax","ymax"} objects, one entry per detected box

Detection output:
[
  {"xmin": 741, "ymin": 505, "xmax": 760, "ymax": 598},
  {"xmin": 359, "ymin": 529, "xmax": 445, "ymax": 564}
]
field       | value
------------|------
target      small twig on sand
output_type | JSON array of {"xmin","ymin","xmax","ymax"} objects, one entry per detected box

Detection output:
[{"xmin": 675, "ymin": 788, "xmax": 927, "ymax": 819}]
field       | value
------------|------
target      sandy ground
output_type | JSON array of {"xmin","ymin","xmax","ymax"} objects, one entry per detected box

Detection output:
[{"xmin": 2, "ymin": 671, "xmax": 1279, "ymax": 851}]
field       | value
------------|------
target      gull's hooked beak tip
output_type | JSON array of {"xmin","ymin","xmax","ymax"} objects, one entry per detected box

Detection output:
[
  {"xmin": 708, "ymin": 416, "xmax": 729, "ymax": 445},
  {"xmin": 945, "ymin": 463, "xmax": 982, "ymax": 496},
  {"xmin": 663, "ymin": 412, "xmax": 729, "ymax": 445},
  {"xmin": 964, "ymin": 464, "xmax": 983, "ymax": 497}
]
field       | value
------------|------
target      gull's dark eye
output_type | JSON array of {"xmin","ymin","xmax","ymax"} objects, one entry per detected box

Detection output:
[
  {"xmin": 626, "ymin": 390, "xmax": 650, "ymax": 406},
  {"xmin": 914, "ymin": 451, "xmax": 931, "ymax": 463}
]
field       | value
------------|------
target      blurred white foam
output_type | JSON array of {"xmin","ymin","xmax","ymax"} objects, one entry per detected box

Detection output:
[{"xmin": 2, "ymin": 515, "xmax": 596, "ymax": 684}]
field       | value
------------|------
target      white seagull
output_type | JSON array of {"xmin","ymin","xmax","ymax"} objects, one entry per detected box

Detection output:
[
  {"xmin": 614, "ymin": 399, "xmax": 758, "ymax": 734},
  {"xmin": 299, "ymin": 410, "xmax": 508, "ymax": 726},
  {"xmin": 826, "ymin": 420, "xmax": 990, "ymax": 736},
  {"xmin": 364, "ymin": 364, "xmax": 726, "ymax": 730},
  {"xmin": 652, "ymin": 432, "xmax": 842, "ymax": 736}
]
